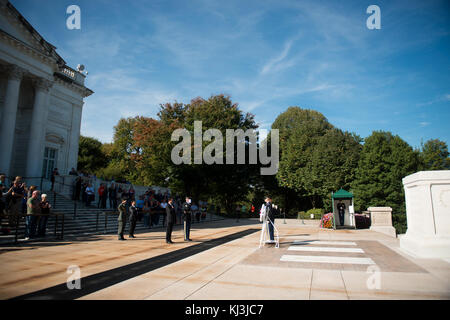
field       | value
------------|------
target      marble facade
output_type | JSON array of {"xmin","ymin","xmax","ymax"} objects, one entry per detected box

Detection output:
[{"xmin": 0, "ymin": 0, "xmax": 92, "ymax": 182}]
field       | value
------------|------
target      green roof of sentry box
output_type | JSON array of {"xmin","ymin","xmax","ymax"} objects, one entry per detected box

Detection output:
[{"xmin": 332, "ymin": 189, "xmax": 354, "ymax": 199}]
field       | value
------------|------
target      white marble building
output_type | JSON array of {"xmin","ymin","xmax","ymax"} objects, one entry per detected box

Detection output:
[{"xmin": 0, "ymin": 0, "xmax": 92, "ymax": 182}]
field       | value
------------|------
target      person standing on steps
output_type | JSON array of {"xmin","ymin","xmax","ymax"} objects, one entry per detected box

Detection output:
[
  {"xmin": 50, "ymin": 168, "xmax": 59, "ymax": 191},
  {"xmin": 182, "ymin": 197, "xmax": 192, "ymax": 241},
  {"xmin": 117, "ymin": 197, "xmax": 128, "ymax": 241},
  {"xmin": 108, "ymin": 183, "xmax": 117, "ymax": 209},
  {"xmin": 165, "ymin": 198, "xmax": 176, "ymax": 244},
  {"xmin": 37, "ymin": 193, "xmax": 51, "ymax": 238},
  {"xmin": 25, "ymin": 190, "xmax": 40, "ymax": 240},
  {"xmin": 74, "ymin": 177, "xmax": 82, "ymax": 201}
]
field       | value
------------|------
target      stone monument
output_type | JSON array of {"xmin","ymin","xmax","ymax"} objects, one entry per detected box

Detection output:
[
  {"xmin": 368, "ymin": 207, "xmax": 396, "ymax": 238},
  {"xmin": 400, "ymin": 170, "xmax": 450, "ymax": 258}
]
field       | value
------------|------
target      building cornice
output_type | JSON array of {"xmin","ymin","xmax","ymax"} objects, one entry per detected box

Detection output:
[
  {"xmin": 53, "ymin": 76, "xmax": 94, "ymax": 98},
  {"xmin": 0, "ymin": 28, "xmax": 57, "ymax": 66},
  {"xmin": 0, "ymin": 1, "xmax": 94, "ymax": 99},
  {"xmin": 1, "ymin": 0, "xmax": 65, "ymax": 66},
  {"xmin": 0, "ymin": 63, "xmax": 26, "ymax": 80}
]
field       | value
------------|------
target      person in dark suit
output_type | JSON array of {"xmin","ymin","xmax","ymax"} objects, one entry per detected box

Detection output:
[
  {"xmin": 129, "ymin": 200, "xmax": 138, "ymax": 238},
  {"xmin": 165, "ymin": 198, "xmax": 176, "ymax": 244},
  {"xmin": 108, "ymin": 183, "xmax": 117, "ymax": 209},
  {"xmin": 182, "ymin": 197, "xmax": 192, "ymax": 241},
  {"xmin": 117, "ymin": 198, "xmax": 128, "ymax": 241},
  {"xmin": 74, "ymin": 177, "xmax": 82, "ymax": 201},
  {"xmin": 337, "ymin": 201, "xmax": 346, "ymax": 226}
]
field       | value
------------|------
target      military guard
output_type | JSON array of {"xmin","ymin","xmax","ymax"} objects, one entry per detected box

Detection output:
[
  {"xmin": 182, "ymin": 197, "xmax": 192, "ymax": 241},
  {"xmin": 117, "ymin": 197, "xmax": 128, "ymax": 240}
]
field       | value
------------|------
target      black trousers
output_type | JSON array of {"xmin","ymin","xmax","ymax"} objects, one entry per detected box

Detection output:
[
  {"xmin": 118, "ymin": 220, "xmax": 126, "ymax": 238},
  {"xmin": 109, "ymin": 198, "xmax": 117, "ymax": 209},
  {"xmin": 166, "ymin": 222, "xmax": 174, "ymax": 242},
  {"xmin": 339, "ymin": 211, "xmax": 345, "ymax": 226},
  {"xmin": 184, "ymin": 220, "xmax": 191, "ymax": 240},
  {"xmin": 129, "ymin": 218, "xmax": 137, "ymax": 236}
]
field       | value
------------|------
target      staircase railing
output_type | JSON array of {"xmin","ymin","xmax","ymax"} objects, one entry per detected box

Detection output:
[{"xmin": 0, "ymin": 212, "xmax": 65, "ymax": 243}]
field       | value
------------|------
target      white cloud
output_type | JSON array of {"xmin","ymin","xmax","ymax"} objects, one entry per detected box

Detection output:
[
  {"xmin": 261, "ymin": 39, "xmax": 294, "ymax": 75},
  {"xmin": 417, "ymin": 94, "xmax": 450, "ymax": 107}
]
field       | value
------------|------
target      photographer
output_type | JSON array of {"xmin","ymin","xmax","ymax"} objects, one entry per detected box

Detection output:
[{"xmin": 6, "ymin": 178, "xmax": 25, "ymax": 227}]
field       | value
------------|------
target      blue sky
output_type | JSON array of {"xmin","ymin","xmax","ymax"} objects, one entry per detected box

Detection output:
[{"xmin": 11, "ymin": 0, "xmax": 450, "ymax": 148}]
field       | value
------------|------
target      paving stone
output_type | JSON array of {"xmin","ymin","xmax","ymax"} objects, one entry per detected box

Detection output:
[{"xmin": 1, "ymin": 219, "xmax": 449, "ymax": 300}]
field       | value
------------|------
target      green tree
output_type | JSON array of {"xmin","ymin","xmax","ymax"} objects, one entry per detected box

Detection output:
[
  {"xmin": 420, "ymin": 139, "xmax": 450, "ymax": 170},
  {"xmin": 132, "ymin": 95, "xmax": 259, "ymax": 214},
  {"xmin": 77, "ymin": 136, "xmax": 109, "ymax": 173},
  {"xmin": 103, "ymin": 117, "xmax": 143, "ymax": 183},
  {"xmin": 306, "ymin": 129, "xmax": 362, "ymax": 210},
  {"xmin": 272, "ymin": 107, "xmax": 361, "ymax": 211},
  {"xmin": 274, "ymin": 107, "xmax": 333, "ymax": 205},
  {"xmin": 351, "ymin": 131, "xmax": 420, "ymax": 214}
]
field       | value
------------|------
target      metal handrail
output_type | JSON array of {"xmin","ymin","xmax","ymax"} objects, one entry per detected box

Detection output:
[{"xmin": 0, "ymin": 212, "xmax": 65, "ymax": 243}]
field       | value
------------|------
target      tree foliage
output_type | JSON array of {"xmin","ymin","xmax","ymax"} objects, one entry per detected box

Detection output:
[
  {"xmin": 420, "ymin": 139, "xmax": 450, "ymax": 170},
  {"xmin": 116, "ymin": 95, "xmax": 260, "ymax": 214},
  {"xmin": 78, "ymin": 99, "xmax": 447, "ymax": 228},
  {"xmin": 273, "ymin": 107, "xmax": 361, "ymax": 210},
  {"xmin": 77, "ymin": 136, "xmax": 109, "ymax": 173},
  {"xmin": 351, "ymin": 131, "xmax": 420, "ymax": 214}
]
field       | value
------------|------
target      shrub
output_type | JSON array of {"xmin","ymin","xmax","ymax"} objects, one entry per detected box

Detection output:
[
  {"xmin": 392, "ymin": 212, "xmax": 407, "ymax": 234},
  {"xmin": 298, "ymin": 208, "xmax": 324, "ymax": 220},
  {"xmin": 297, "ymin": 211, "xmax": 305, "ymax": 219},
  {"xmin": 306, "ymin": 208, "xmax": 324, "ymax": 219}
]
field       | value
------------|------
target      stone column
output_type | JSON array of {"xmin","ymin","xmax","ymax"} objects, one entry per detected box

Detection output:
[
  {"xmin": 400, "ymin": 171, "xmax": 450, "ymax": 258},
  {"xmin": 368, "ymin": 207, "xmax": 396, "ymax": 238},
  {"xmin": 0, "ymin": 65, "xmax": 25, "ymax": 175},
  {"xmin": 25, "ymin": 78, "xmax": 53, "ymax": 178},
  {"xmin": 67, "ymin": 102, "xmax": 83, "ymax": 172}
]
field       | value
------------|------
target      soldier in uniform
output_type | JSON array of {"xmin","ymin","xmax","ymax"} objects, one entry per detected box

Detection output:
[
  {"xmin": 182, "ymin": 197, "xmax": 192, "ymax": 241},
  {"xmin": 337, "ymin": 200, "xmax": 346, "ymax": 226},
  {"xmin": 260, "ymin": 197, "xmax": 276, "ymax": 242},
  {"xmin": 117, "ymin": 197, "xmax": 128, "ymax": 240},
  {"xmin": 128, "ymin": 200, "xmax": 138, "ymax": 238}
]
